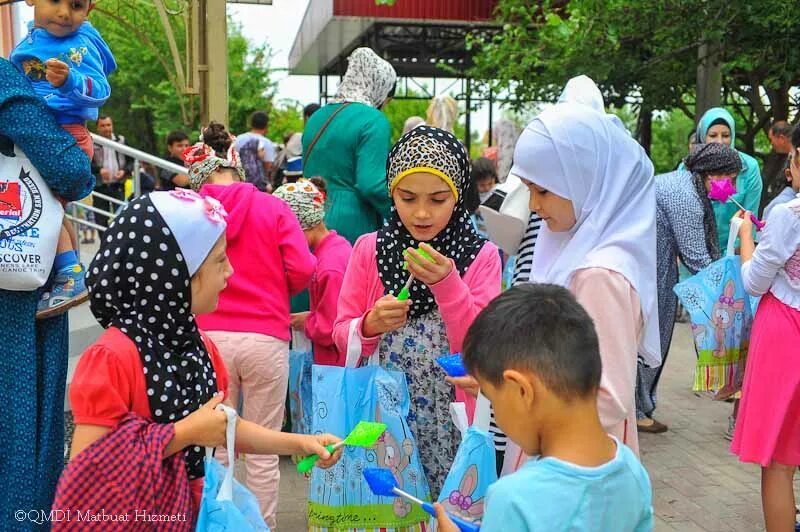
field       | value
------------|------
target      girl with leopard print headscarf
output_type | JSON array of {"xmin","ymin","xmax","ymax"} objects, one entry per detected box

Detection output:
[{"xmin": 333, "ymin": 126, "xmax": 502, "ymax": 497}]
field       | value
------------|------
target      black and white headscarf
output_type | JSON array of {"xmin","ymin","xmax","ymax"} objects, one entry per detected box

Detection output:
[
  {"xmin": 332, "ymin": 47, "xmax": 397, "ymax": 108},
  {"xmin": 684, "ymin": 142, "xmax": 742, "ymax": 261},
  {"xmin": 377, "ymin": 126, "xmax": 487, "ymax": 319},
  {"xmin": 87, "ymin": 192, "xmax": 226, "ymax": 480}
]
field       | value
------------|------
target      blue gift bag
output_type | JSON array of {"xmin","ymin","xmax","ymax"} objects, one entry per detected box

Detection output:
[
  {"xmin": 196, "ymin": 405, "xmax": 269, "ymax": 532},
  {"xmin": 674, "ymin": 218, "xmax": 756, "ymax": 399},
  {"xmin": 288, "ymin": 349, "xmax": 314, "ymax": 435},
  {"xmin": 308, "ymin": 322, "xmax": 431, "ymax": 530},
  {"xmin": 437, "ymin": 395, "xmax": 497, "ymax": 523}
]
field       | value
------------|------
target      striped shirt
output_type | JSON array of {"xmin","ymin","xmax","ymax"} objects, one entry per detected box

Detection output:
[{"xmin": 490, "ymin": 213, "xmax": 543, "ymax": 451}]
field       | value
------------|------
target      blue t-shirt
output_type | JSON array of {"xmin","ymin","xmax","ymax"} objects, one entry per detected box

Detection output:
[
  {"xmin": 10, "ymin": 22, "xmax": 116, "ymax": 125},
  {"xmin": 481, "ymin": 438, "xmax": 653, "ymax": 532}
]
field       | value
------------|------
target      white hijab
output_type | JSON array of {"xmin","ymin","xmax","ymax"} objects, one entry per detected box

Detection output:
[
  {"xmin": 510, "ymin": 79, "xmax": 660, "ymax": 367},
  {"xmin": 333, "ymin": 47, "xmax": 397, "ymax": 108}
]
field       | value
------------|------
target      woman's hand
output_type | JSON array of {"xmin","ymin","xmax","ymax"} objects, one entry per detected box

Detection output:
[
  {"xmin": 363, "ymin": 295, "xmax": 412, "ymax": 337},
  {"xmin": 300, "ymin": 433, "xmax": 343, "ymax": 468},
  {"xmin": 173, "ymin": 393, "xmax": 228, "ymax": 449},
  {"xmin": 404, "ymin": 243, "xmax": 453, "ymax": 286},
  {"xmin": 446, "ymin": 376, "xmax": 480, "ymax": 398}
]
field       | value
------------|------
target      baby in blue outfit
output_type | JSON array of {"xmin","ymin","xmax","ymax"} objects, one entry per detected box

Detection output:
[
  {"xmin": 10, "ymin": 0, "xmax": 116, "ymax": 318},
  {"xmin": 437, "ymin": 284, "xmax": 654, "ymax": 532}
]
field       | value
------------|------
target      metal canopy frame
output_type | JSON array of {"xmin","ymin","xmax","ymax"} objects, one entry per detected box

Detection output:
[
  {"xmin": 316, "ymin": 21, "xmax": 501, "ymax": 152},
  {"xmin": 320, "ymin": 22, "xmax": 499, "ymax": 78}
]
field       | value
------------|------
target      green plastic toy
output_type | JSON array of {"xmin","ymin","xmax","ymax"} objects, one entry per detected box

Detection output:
[
  {"xmin": 296, "ymin": 421, "xmax": 387, "ymax": 474},
  {"xmin": 397, "ymin": 248, "xmax": 436, "ymax": 300}
]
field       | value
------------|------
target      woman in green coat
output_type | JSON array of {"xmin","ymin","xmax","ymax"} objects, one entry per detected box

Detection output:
[
  {"xmin": 680, "ymin": 107, "xmax": 763, "ymax": 250},
  {"xmin": 302, "ymin": 47, "xmax": 396, "ymax": 245}
]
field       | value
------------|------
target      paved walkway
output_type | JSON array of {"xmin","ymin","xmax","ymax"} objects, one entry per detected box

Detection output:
[{"xmin": 269, "ymin": 322, "xmax": 799, "ymax": 531}]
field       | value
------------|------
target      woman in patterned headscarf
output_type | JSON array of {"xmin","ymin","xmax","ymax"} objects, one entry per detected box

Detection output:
[
  {"xmin": 0, "ymin": 57, "xmax": 94, "ymax": 522},
  {"xmin": 302, "ymin": 47, "xmax": 397, "ymax": 245},
  {"xmin": 333, "ymin": 126, "xmax": 502, "ymax": 495},
  {"xmin": 635, "ymin": 142, "xmax": 742, "ymax": 434}
]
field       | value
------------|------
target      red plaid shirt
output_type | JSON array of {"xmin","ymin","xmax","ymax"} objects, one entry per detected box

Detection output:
[{"xmin": 53, "ymin": 413, "xmax": 193, "ymax": 530}]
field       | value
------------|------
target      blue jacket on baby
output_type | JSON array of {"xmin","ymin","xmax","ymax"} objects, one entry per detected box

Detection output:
[{"xmin": 10, "ymin": 21, "xmax": 116, "ymax": 125}]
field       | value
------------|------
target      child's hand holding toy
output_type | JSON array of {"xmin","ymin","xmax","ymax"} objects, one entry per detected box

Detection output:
[
  {"xmin": 735, "ymin": 209, "xmax": 756, "ymax": 238},
  {"xmin": 45, "ymin": 58, "xmax": 70, "ymax": 88},
  {"xmin": 363, "ymin": 295, "xmax": 412, "ymax": 337},
  {"xmin": 446, "ymin": 376, "xmax": 480, "ymax": 398},
  {"xmin": 297, "ymin": 433, "xmax": 343, "ymax": 469},
  {"xmin": 433, "ymin": 503, "xmax": 463, "ymax": 532},
  {"xmin": 404, "ymin": 243, "xmax": 453, "ymax": 286}
]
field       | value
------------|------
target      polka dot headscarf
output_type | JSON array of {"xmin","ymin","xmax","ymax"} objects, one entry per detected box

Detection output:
[
  {"xmin": 378, "ymin": 125, "xmax": 486, "ymax": 319},
  {"xmin": 86, "ymin": 194, "xmax": 219, "ymax": 481}
]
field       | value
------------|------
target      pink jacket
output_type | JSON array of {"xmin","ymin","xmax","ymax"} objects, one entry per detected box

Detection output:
[
  {"xmin": 305, "ymin": 231, "xmax": 352, "ymax": 366},
  {"xmin": 197, "ymin": 183, "xmax": 316, "ymax": 340},
  {"xmin": 333, "ymin": 233, "xmax": 501, "ymax": 414}
]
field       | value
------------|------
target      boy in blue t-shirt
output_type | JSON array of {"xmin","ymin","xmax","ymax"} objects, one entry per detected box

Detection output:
[
  {"xmin": 10, "ymin": 0, "xmax": 116, "ymax": 318},
  {"xmin": 435, "ymin": 284, "xmax": 654, "ymax": 532}
]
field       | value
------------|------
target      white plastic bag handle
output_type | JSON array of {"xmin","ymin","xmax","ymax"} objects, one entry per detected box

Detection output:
[
  {"xmin": 449, "ymin": 402, "xmax": 469, "ymax": 440},
  {"xmin": 345, "ymin": 318, "xmax": 362, "ymax": 368},
  {"xmin": 473, "ymin": 392, "xmax": 492, "ymax": 432},
  {"xmin": 204, "ymin": 403, "xmax": 238, "ymax": 502},
  {"xmin": 345, "ymin": 318, "xmax": 379, "ymax": 368},
  {"xmin": 727, "ymin": 216, "xmax": 744, "ymax": 257}
]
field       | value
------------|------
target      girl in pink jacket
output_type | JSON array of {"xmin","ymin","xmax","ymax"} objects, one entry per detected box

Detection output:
[{"xmin": 333, "ymin": 126, "xmax": 501, "ymax": 493}]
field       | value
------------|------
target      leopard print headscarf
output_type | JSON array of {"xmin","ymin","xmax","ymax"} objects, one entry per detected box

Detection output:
[{"xmin": 377, "ymin": 126, "xmax": 487, "ymax": 319}]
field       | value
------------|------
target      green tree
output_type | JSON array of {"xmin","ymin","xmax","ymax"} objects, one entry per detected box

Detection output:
[
  {"xmin": 90, "ymin": 3, "xmax": 277, "ymax": 155},
  {"xmin": 469, "ymin": 0, "xmax": 800, "ymax": 158},
  {"xmin": 383, "ymin": 93, "xmax": 428, "ymax": 143},
  {"xmin": 267, "ymin": 101, "xmax": 305, "ymax": 145}
]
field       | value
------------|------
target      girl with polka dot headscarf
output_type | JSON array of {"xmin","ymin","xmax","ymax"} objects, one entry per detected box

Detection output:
[
  {"xmin": 332, "ymin": 126, "xmax": 502, "ymax": 495},
  {"xmin": 66, "ymin": 191, "xmax": 342, "ymax": 517}
]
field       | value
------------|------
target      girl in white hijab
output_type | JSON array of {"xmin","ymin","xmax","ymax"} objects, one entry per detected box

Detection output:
[{"xmin": 508, "ymin": 80, "xmax": 658, "ymax": 459}]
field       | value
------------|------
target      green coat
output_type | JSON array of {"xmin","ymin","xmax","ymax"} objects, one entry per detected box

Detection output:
[{"xmin": 302, "ymin": 102, "xmax": 392, "ymax": 245}]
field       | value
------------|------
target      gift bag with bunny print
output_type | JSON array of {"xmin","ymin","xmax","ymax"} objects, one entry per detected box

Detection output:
[
  {"xmin": 674, "ymin": 217, "xmax": 757, "ymax": 399},
  {"xmin": 436, "ymin": 394, "xmax": 497, "ymax": 524},
  {"xmin": 307, "ymin": 320, "xmax": 431, "ymax": 531}
]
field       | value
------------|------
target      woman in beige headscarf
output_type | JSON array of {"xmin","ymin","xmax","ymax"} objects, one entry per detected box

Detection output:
[{"xmin": 426, "ymin": 95, "xmax": 459, "ymax": 133}]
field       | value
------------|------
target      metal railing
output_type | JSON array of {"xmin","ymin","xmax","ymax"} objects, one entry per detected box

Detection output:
[{"xmin": 66, "ymin": 134, "xmax": 188, "ymax": 233}]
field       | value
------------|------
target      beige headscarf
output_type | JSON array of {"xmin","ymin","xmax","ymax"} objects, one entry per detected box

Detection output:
[{"xmin": 426, "ymin": 95, "xmax": 459, "ymax": 133}]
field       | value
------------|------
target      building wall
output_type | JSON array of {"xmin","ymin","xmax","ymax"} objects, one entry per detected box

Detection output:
[
  {"xmin": 1, "ymin": 4, "xmax": 15, "ymax": 58},
  {"xmin": 334, "ymin": 0, "xmax": 498, "ymax": 21}
]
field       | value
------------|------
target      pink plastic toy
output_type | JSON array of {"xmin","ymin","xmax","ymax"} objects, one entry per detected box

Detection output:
[{"xmin": 707, "ymin": 179, "xmax": 766, "ymax": 231}]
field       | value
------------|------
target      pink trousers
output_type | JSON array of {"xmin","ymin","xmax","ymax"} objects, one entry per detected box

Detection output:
[{"xmin": 206, "ymin": 331, "xmax": 289, "ymax": 530}]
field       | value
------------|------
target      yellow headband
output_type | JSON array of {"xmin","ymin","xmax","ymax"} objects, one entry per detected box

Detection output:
[{"xmin": 389, "ymin": 166, "xmax": 459, "ymax": 201}]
